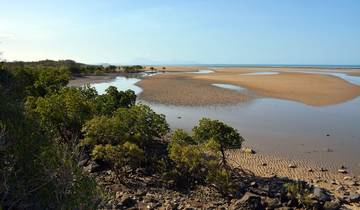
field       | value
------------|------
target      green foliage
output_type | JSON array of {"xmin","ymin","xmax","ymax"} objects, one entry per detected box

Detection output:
[
  {"xmin": 82, "ymin": 104, "xmax": 169, "ymax": 178},
  {"xmin": 25, "ymin": 87, "xmax": 95, "ymax": 143},
  {"xmin": 121, "ymin": 65, "xmax": 144, "ymax": 73},
  {"xmin": 95, "ymin": 86, "xmax": 136, "ymax": 115},
  {"xmin": 193, "ymin": 118, "xmax": 244, "ymax": 165},
  {"xmin": 82, "ymin": 104, "xmax": 168, "ymax": 148},
  {"xmin": 0, "ymin": 89, "xmax": 101, "ymax": 209},
  {"xmin": 168, "ymin": 119, "xmax": 242, "ymax": 192},
  {"xmin": 92, "ymin": 142, "xmax": 145, "ymax": 174},
  {"xmin": 31, "ymin": 68, "xmax": 70, "ymax": 96},
  {"xmin": 170, "ymin": 129, "xmax": 196, "ymax": 146}
]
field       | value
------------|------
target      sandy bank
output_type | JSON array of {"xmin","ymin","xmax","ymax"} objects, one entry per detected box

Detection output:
[
  {"xmin": 145, "ymin": 66, "xmax": 203, "ymax": 72},
  {"xmin": 138, "ymin": 73, "xmax": 254, "ymax": 106},
  {"xmin": 196, "ymin": 72, "xmax": 360, "ymax": 106}
]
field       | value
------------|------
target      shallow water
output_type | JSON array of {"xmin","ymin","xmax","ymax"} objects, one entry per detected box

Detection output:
[
  {"xmin": 305, "ymin": 72, "xmax": 360, "ymax": 86},
  {"xmin": 141, "ymin": 97, "xmax": 360, "ymax": 174},
  {"xmin": 189, "ymin": 69, "xmax": 214, "ymax": 74},
  {"xmin": 91, "ymin": 76, "xmax": 143, "ymax": 95},
  {"xmin": 212, "ymin": 83, "xmax": 246, "ymax": 92}
]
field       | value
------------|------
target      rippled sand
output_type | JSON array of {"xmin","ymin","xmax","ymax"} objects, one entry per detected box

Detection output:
[{"xmin": 228, "ymin": 150, "xmax": 360, "ymax": 198}]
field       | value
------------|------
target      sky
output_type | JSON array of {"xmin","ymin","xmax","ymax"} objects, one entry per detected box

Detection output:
[{"xmin": 0, "ymin": 0, "xmax": 359, "ymax": 65}]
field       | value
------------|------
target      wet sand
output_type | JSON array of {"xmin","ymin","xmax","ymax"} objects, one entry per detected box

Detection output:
[
  {"xmin": 228, "ymin": 151, "xmax": 360, "ymax": 199},
  {"xmin": 138, "ymin": 73, "xmax": 253, "ymax": 106},
  {"xmin": 138, "ymin": 69, "xmax": 360, "ymax": 106},
  {"xmin": 196, "ymin": 72, "xmax": 360, "ymax": 106},
  {"xmin": 145, "ymin": 66, "xmax": 203, "ymax": 72}
]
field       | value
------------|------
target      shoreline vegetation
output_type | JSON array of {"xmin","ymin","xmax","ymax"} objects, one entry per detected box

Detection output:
[{"xmin": 1, "ymin": 60, "xmax": 360, "ymax": 209}]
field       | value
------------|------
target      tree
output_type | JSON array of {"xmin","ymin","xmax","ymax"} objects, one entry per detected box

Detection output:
[
  {"xmin": 94, "ymin": 86, "xmax": 136, "ymax": 115},
  {"xmin": 192, "ymin": 118, "xmax": 244, "ymax": 166},
  {"xmin": 82, "ymin": 104, "xmax": 169, "ymax": 175},
  {"xmin": 25, "ymin": 87, "xmax": 95, "ymax": 144}
]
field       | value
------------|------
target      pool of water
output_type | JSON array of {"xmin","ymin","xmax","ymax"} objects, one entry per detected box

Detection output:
[
  {"xmin": 189, "ymin": 69, "xmax": 214, "ymax": 74},
  {"xmin": 305, "ymin": 72, "xmax": 360, "ymax": 86},
  {"xmin": 91, "ymin": 76, "xmax": 143, "ymax": 95},
  {"xmin": 241, "ymin": 72, "xmax": 279, "ymax": 75},
  {"xmin": 141, "ymin": 97, "xmax": 360, "ymax": 174},
  {"xmin": 212, "ymin": 83, "xmax": 246, "ymax": 92}
]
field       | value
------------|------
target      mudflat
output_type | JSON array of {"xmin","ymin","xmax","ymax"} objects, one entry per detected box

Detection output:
[
  {"xmin": 138, "ymin": 73, "xmax": 253, "ymax": 106},
  {"xmin": 138, "ymin": 68, "xmax": 360, "ymax": 106},
  {"xmin": 196, "ymin": 71, "xmax": 360, "ymax": 106}
]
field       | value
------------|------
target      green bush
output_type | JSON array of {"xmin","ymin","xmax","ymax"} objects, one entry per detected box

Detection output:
[
  {"xmin": 193, "ymin": 118, "xmax": 244, "ymax": 166},
  {"xmin": 92, "ymin": 142, "xmax": 145, "ymax": 177},
  {"xmin": 168, "ymin": 119, "xmax": 243, "ymax": 193},
  {"xmin": 25, "ymin": 87, "xmax": 95, "ymax": 144}
]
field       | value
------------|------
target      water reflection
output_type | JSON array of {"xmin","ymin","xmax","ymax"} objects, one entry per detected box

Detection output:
[{"xmin": 91, "ymin": 76, "xmax": 142, "ymax": 95}]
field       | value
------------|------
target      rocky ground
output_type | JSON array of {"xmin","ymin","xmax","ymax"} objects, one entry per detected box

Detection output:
[{"xmin": 82, "ymin": 158, "xmax": 360, "ymax": 210}]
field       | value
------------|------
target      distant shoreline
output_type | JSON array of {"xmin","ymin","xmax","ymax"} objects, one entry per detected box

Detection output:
[{"xmin": 144, "ymin": 64, "xmax": 360, "ymax": 69}]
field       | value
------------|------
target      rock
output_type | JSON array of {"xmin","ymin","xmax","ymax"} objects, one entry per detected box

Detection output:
[
  {"xmin": 323, "ymin": 148, "xmax": 333, "ymax": 152},
  {"xmin": 84, "ymin": 162, "xmax": 102, "ymax": 173},
  {"xmin": 78, "ymin": 159, "xmax": 88, "ymax": 167},
  {"xmin": 230, "ymin": 192, "xmax": 264, "ymax": 210},
  {"xmin": 323, "ymin": 200, "xmax": 341, "ymax": 210},
  {"xmin": 243, "ymin": 148, "xmax": 256, "ymax": 154},
  {"xmin": 250, "ymin": 181, "xmax": 258, "ymax": 188},
  {"xmin": 349, "ymin": 194, "xmax": 360, "ymax": 203},
  {"xmin": 312, "ymin": 187, "xmax": 331, "ymax": 202},
  {"xmin": 320, "ymin": 167, "xmax": 328, "ymax": 172},
  {"xmin": 326, "ymin": 134, "xmax": 330, "ymax": 136},
  {"xmin": 261, "ymin": 162, "xmax": 267, "ymax": 166},
  {"xmin": 263, "ymin": 197, "xmax": 281, "ymax": 209},
  {"xmin": 330, "ymin": 180, "xmax": 337, "ymax": 185},
  {"xmin": 119, "ymin": 195, "xmax": 137, "ymax": 208},
  {"xmin": 343, "ymin": 176, "xmax": 352, "ymax": 180},
  {"xmin": 308, "ymin": 168, "xmax": 314, "ymax": 172},
  {"xmin": 338, "ymin": 169, "xmax": 348, "ymax": 174},
  {"xmin": 177, "ymin": 116, "xmax": 181, "ymax": 119},
  {"xmin": 288, "ymin": 164, "xmax": 297, "ymax": 169}
]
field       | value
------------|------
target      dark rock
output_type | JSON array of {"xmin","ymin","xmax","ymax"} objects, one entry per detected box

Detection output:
[
  {"xmin": 243, "ymin": 148, "xmax": 256, "ymax": 154},
  {"xmin": 263, "ymin": 197, "xmax": 281, "ymax": 209},
  {"xmin": 230, "ymin": 192, "xmax": 264, "ymax": 210},
  {"xmin": 250, "ymin": 181, "xmax": 258, "ymax": 188},
  {"xmin": 338, "ymin": 169, "xmax": 348, "ymax": 174},
  {"xmin": 84, "ymin": 162, "xmax": 103, "ymax": 173},
  {"xmin": 288, "ymin": 164, "xmax": 297, "ymax": 169},
  {"xmin": 119, "ymin": 195, "xmax": 137, "ymax": 208},
  {"xmin": 323, "ymin": 200, "xmax": 341, "ymax": 210},
  {"xmin": 349, "ymin": 193, "xmax": 360, "ymax": 203},
  {"xmin": 312, "ymin": 187, "xmax": 331, "ymax": 202}
]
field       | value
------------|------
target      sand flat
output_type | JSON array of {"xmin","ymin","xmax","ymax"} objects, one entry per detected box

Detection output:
[
  {"xmin": 138, "ymin": 73, "xmax": 253, "ymax": 106},
  {"xmin": 196, "ymin": 72, "xmax": 360, "ymax": 106},
  {"xmin": 138, "ymin": 69, "xmax": 360, "ymax": 106},
  {"xmin": 228, "ymin": 150, "xmax": 359, "ymax": 198},
  {"xmin": 145, "ymin": 66, "xmax": 203, "ymax": 72}
]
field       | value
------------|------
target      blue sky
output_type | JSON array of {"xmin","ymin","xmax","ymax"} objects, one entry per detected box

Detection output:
[{"xmin": 0, "ymin": 0, "xmax": 359, "ymax": 65}]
